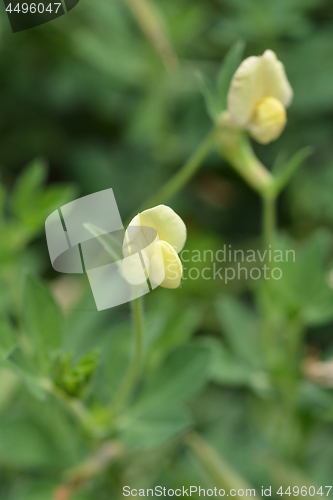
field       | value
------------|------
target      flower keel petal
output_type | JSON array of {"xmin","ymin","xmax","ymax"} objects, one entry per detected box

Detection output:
[{"xmin": 151, "ymin": 240, "xmax": 182, "ymax": 289}]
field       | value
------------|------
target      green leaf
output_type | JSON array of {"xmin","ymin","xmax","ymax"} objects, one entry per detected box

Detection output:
[
  {"xmin": 196, "ymin": 337, "xmax": 272, "ymax": 396},
  {"xmin": 23, "ymin": 274, "xmax": 63, "ymax": 374},
  {"xmin": 120, "ymin": 404, "xmax": 192, "ymax": 449},
  {"xmin": 268, "ymin": 231, "xmax": 333, "ymax": 325},
  {"xmin": 0, "ymin": 417, "xmax": 60, "ymax": 468},
  {"xmin": 39, "ymin": 185, "xmax": 77, "ymax": 214},
  {"xmin": 134, "ymin": 344, "xmax": 210, "ymax": 411},
  {"xmin": 147, "ymin": 303, "xmax": 204, "ymax": 372},
  {"xmin": 0, "ymin": 368, "xmax": 19, "ymax": 414},
  {"xmin": 196, "ymin": 71, "xmax": 220, "ymax": 120},
  {"xmin": 299, "ymin": 380, "xmax": 333, "ymax": 416},
  {"xmin": 10, "ymin": 158, "xmax": 75, "ymax": 232},
  {"xmin": 217, "ymin": 40, "xmax": 245, "ymax": 110},
  {"xmin": 196, "ymin": 337, "xmax": 250, "ymax": 387},
  {"xmin": 272, "ymin": 146, "xmax": 314, "ymax": 194},
  {"xmin": 216, "ymin": 296, "xmax": 262, "ymax": 368},
  {"xmin": 11, "ymin": 158, "xmax": 47, "ymax": 220},
  {"xmin": 271, "ymin": 150, "xmax": 289, "ymax": 175}
]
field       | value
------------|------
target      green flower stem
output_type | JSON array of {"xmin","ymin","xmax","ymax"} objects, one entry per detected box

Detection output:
[
  {"xmin": 184, "ymin": 432, "xmax": 259, "ymax": 497},
  {"xmin": 139, "ymin": 126, "xmax": 218, "ymax": 212},
  {"xmin": 261, "ymin": 193, "xmax": 278, "ymax": 366},
  {"xmin": 110, "ymin": 296, "xmax": 144, "ymax": 415},
  {"xmin": 218, "ymin": 128, "xmax": 274, "ymax": 197},
  {"xmin": 262, "ymin": 193, "xmax": 277, "ymax": 252}
]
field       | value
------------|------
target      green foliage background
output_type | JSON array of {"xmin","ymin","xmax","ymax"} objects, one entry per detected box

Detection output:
[{"xmin": 1, "ymin": 0, "xmax": 333, "ymax": 498}]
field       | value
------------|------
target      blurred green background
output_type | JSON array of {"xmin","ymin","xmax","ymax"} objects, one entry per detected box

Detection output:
[{"xmin": 1, "ymin": 0, "xmax": 333, "ymax": 498}]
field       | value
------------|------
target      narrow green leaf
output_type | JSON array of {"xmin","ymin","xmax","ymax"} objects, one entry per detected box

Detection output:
[
  {"xmin": 273, "ymin": 146, "xmax": 314, "ymax": 194},
  {"xmin": 84, "ymin": 223, "xmax": 123, "ymax": 264},
  {"xmin": 272, "ymin": 150, "xmax": 289, "ymax": 175},
  {"xmin": 217, "ymin": 40, "xmax": 245, "ymax": 110},
  {"xmin": 23, "ymin": 274, "xmax": 62, "ymax": 374},
  {"xmin": 10, "ymin": 158, "xmax": 47, "ymax": 219},
  {"xmin": 196, "ymin": 71, "xmax": 219, "ymax": 120},
  {"xmin": 39, "ymin": 185, "xmax": 77, "ymax": 214}
]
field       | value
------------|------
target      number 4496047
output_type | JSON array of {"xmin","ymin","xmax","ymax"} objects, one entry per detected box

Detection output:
[
  {"xmin": 6, "ymin": 3, "xmax": 62, "ymax": 14},
  {"xmin": 277, "ymin": 486, "xmax": 332, "ymax": 496}
]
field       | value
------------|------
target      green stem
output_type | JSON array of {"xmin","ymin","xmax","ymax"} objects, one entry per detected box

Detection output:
[
  {"xmin": 184, "ymin": 432, "xmax": 259, "ymax": 497},
  {"xmin": 110, "ymin": 296, "xmax": 144, "ymax": 415},
  {"xmin": 262, "ymin": 194, "xmax": 277, "ymax": 252},
  {"xmin": 218, "ymin": 129, "xmax": 274, "ymax": 196},
  {"xmin": 261, "ymin": 192, "xmax": 279, "ymax": 370},
  {"xmin": 139, "ymin": 126, "xmax": 217, "ymax": 212}
]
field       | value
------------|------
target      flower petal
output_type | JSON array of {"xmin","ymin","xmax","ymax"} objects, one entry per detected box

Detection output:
[
  {"xmin": 260, "ymin": 50, "xmax": 293, "ymax": 108},
  {"xmin": 122, "ymin": 253, "xmax": 148, "ymax": 286},
  {"xmin": 150, "ymin": 240, "xmax": 182, "ymax": 289},
  {"xmin": 247, "ymin": 96, "xmax": 287, "ymax": 144},
  {"xmin": 227, "ymin": 50, "xmax": 293, "ymax": 127},
  {"xmin": 127, "ymin": 205, "xmax": 187, "ymax": 253},
  {"xmin": 227, "ymin": 55, "xmax": 262, "ymax": 126}
]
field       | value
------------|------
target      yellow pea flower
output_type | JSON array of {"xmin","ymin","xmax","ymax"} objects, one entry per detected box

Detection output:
[
  {"xmin": 227, "ymin": 50, "xmax": 293, "ymax": 144},
  {"xmin": 123, "ymin": 205, "xmax": 186, "ymax": 289}
]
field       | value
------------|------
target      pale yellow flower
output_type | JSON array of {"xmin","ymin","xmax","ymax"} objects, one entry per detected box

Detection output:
[
  {"xmin": 123, "ymin": 205, "xmax": 186, "ymax": 289},
  {"xmin": 227, "ymin": 50, "xmax": 293, "ymax": 144}
]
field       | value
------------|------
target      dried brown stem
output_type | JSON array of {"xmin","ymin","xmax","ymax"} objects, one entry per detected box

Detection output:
[
  {"xmin": 52, "ymin": 441, "xmax": 124, "ymax": 500},
  {"xmin": 125, "ymin": 0, "xmax": 179, "ymax": 71}
]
